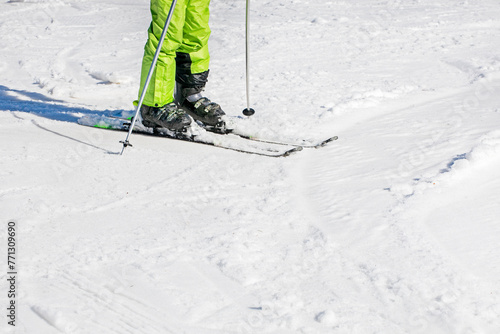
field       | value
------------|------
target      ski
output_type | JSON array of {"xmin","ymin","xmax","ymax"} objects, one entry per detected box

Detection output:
[
  {"xmin": 144, "ymin": 129, "xmax": 303, "ymax": 157},
  {"xmin": 108, "ymin": 111, "xmax": 339, "ymax": 149},
  {"xmin": 173, "ymin": 136, "xmax": 302, "ymax": 157},
  {"xmin": 78, "ymin": 115, "xmax": 302, "ymax": 157},
  {"xmin": 213, "ymin": 129, "xmax": 338, "ymax": 148}
]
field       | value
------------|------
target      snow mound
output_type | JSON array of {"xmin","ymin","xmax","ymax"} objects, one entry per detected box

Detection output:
[
  {"xmin": 442, "ymin": 130, "xmax": 500, "ymax": 178},
  {"xmin": 86, "ymin": 69, "xmax": 131, "ymax": 85},
  {"xmin": 391, "ymin": 130, "xmax": 500, "ymax": 200},
  {"xmin": 464, "ymin": 130, "xmax": 500, "ymax": 165}
]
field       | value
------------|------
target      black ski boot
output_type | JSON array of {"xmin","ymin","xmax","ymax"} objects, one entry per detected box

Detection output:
[
  {"xmin": 140, "ymin": 102, "xmax": 192, "ymax": 132},
  {"xmin": 181, "ymin": 95, "xmax": 227, "ymax": 131},
  {"xmin": 174, "ymin": 53, "xmax": 227, "ymax": 132}
]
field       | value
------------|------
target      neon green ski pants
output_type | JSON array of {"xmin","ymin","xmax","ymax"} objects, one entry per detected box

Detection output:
[{"xmin": 139, "ymin": 0, "xmax": 211, "ymax": 107}]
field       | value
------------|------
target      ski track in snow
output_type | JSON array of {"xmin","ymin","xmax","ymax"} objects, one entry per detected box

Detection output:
[
  {"xmin": 298, "ymin": 78, "xmax": 500, "ymax": 333},
  {"xmin": 1, "ymin": 0, "xmax": 500, "ymax": 333}
]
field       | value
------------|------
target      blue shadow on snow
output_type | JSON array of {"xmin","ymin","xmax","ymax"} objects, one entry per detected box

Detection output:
[{"xmin": 0, "ymin": 85, "xmax": 130, "ymax": 123}]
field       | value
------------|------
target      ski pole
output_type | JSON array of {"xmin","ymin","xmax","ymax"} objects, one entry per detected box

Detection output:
[
  {"xmin": 120, "ymin": 0, "xmax": 178, "ymax": 155},
  {"xmin": 242, "ymin": 0, "xmax": 255, "ymax": 116}
]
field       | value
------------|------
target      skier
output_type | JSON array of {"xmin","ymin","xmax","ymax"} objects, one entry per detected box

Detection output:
[{"xmin": 138, "ymin": 0, "xmax": 225, "ymax": 132}]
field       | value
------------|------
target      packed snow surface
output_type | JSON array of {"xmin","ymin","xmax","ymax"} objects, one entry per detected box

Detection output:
[{"xmin": 1, "ymin": 0, "xmax": 500, "ymax": 333}]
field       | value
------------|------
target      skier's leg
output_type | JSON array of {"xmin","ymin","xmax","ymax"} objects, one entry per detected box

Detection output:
[
  {"xmin": 138, "ymin": 0, "xmax": 192, "ymax": 131},
  {"xmin": 175, "ymin": 0, "xmax": 211, "ymax": 99},
  {"xmin": 175, "ymin": 50, "xmax": 210, "ymax": 100},
  {"xmin": 175, "ymin": 0, "xmax": 226, "ymax": 128},
  {"xmin": 139, "ymin": 0, "xmax": 185, "ymax": 107}
]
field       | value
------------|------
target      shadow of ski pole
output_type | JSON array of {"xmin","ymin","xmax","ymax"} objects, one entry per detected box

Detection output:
[{"xmin": 30, "ymin": 119, "xmax": 117, "ymax": 154}]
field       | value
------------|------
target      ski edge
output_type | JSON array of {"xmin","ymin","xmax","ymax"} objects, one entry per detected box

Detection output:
[
  {"xmin": 111, "ymin": 115, "xmax": 338, "ymax": 149},
  {"xmin": 108, "ymin": 113, "xmax": 338, "ymax": 149},
  {"xmin": 233, "ymin": 134, "xmax": 339, "ymax": 148},
  {"xmin": 78, "ymin": 115, "xmax": 302, "ymax": 158}
]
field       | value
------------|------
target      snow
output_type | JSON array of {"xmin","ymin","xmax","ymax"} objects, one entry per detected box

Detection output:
[{"xmin": 1, "ymin": 0, "xmax": 500, "ymax": 333}]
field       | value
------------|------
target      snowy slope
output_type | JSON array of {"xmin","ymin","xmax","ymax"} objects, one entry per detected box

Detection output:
[{"xmin": 1, "ymin": 0, "xmax": 500, "ymax": 333}]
